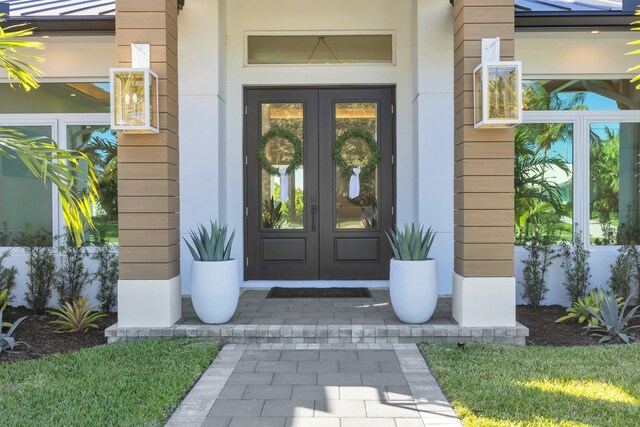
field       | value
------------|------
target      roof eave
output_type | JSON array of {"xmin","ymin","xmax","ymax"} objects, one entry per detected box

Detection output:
[
  {"xmin": 515, "ymin": 12, "xmax": 636, "ymax": 31},
  {"xmin": 5, "ymin": 16, "xmax": 115, "ymax": 35}
]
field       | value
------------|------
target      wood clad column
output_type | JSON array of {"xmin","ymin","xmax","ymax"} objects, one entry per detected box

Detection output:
[
  {"xmin": 452, "ymin": 0, "xmax": 516, "ymax": 327},
  {"xmin": 116, "ymin": 0, "xmax": 181, "ymax": 327}
]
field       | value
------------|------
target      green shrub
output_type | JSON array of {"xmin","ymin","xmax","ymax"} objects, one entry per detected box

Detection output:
[
  {"xmin": 520, "ymin": 233, "xmax": 558, "ymax": 308},
  {"xmin": 608, "ymin": 246, "xmax": 634, "ymax": 300},
  {"xmin": 48, "ymin": 297, "xmax": 106, "ymax": 333},
  {"xmin": 23, "ymin": 243, "xmax": 55, "ymax": 315},
  {"xmin": 386, "ymin": 223, "xmax": 435, "ymax": 261},
  {"xmin": 92, "ymin": 239, "xmax": 118, "ymax": 313},
  {"xmin": 560, "ymin": 224, "xmax": 591, "ymax": 305},
  {"xmin": 54, "ymin": 233, "xmax": 90, "ymax": 306},
  {"xmin": 0, "ymin": 249, "xmax": 17, "ymax": 305}
]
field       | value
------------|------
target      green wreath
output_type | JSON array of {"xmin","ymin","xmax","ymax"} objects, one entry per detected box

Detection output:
[
  {"xmin": 258, "ymin": 128, "xmax": 303, "ymax": 176},
  {"xmin": 333, "ymin": 128, "xmax": 380, "ymax": 177}
]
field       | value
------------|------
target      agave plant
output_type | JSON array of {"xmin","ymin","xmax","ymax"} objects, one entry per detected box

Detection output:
[
  {"xmin": 0, "ymin": 307, "xmax": 27, "ymax": 353},
  {"xmin": 184, "ymin": 220, "xmax": 235, "ymax": 262},
  {"xmin": 556, "ymin": 289, "xmax": 622, "ymax": 327},
  {"xmin": 48, "ymin": 297, "xmax": 106, "ymax": 333},
  {"xmin": 585, "ymin": 294, "xmax": 640, "ymax": 344},
  {"xmin": 386, "ymin": 224, "xmax": 435, "ymax": 261}
]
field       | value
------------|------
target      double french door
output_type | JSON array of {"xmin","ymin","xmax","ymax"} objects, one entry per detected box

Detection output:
[{"xmin": 244, "ymin": 87, "xmax": 395, "ymax": 280}]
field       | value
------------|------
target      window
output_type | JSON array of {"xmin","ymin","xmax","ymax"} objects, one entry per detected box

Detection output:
[
  {"xmin": 67, "ymin": 125, "xmax": 118, "ymax": 244},
  {"xmin": 518, "ymin": 79, "xmax": 640, "ymax": 246},
  {"xmin": 589, "ymin": 122, "xmax": 640, "ymax": 245},
  {"xmin": 515, "ymin": 122, "xmax": 573, "ymax": 244},
  {"xmin": 247, "ymin": 34, "xmax": 393, "ymax": 65},
  {"xmin": 0, "ymin": 125, "xmax": 54, "ymax": 246},
  {"xmin": 0, "ymin": 83, "xmax": 115, "ymax": 247}
]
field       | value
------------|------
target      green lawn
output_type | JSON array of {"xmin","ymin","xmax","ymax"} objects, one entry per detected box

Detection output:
[
  {"xmin": 0, "ymin": 338, "xmax": 222, "ymax": 427},
  {"xmin": 421, "ymin": 344, "xmax": 640, "ymax": 427}
]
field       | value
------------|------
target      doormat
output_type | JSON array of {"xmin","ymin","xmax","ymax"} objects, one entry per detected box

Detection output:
[{"xmin": 266, "ymin": 287, "xmax": 372, "ymax": 299}]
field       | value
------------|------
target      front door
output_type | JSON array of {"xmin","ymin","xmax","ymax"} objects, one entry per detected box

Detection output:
[{"xmin": 244, "ymin": 87, "xmax": 395, "ymax": 280}]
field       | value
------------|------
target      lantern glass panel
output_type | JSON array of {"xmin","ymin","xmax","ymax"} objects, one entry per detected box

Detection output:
[
  {"xmin": 149, "ymin": 73, "xmax": 158, "ymax": 130},
  {"xmin": 474, "ymin": 69, "xmax": 483, "ymax": 126},
  {"xmin": 113, "ymin": 70, "xmax": 146, "ymax": 127},
  {"xmin": 487, "ymin": 64, "xmax": 519, "ymax": 121}
]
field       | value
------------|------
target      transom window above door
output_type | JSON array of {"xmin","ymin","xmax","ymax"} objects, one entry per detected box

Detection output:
[{"xmin": 246, "ymin": 33, "xmax": 394, "ymax": 65}]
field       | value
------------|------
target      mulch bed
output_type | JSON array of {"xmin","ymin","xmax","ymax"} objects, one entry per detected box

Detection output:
[
  {"xmin": 1, "ymin": 306, "xmax": 117, "ymax": 364},
  {"xmin": 517, "ymin": 304, "xmax": 600, "ymax": 346}
]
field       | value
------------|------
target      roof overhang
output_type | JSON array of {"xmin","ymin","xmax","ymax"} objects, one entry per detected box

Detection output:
[
  {"xmin": 515, "ymin": 11, "xmax": 636, "ymax": 31},
  {"xmin": 4, "ymin": 16, "xmax": 115, "ymax": 34}
]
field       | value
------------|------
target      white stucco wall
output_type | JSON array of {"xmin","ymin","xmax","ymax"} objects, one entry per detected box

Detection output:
[{"xmin": 175, "ymin": 0, "xmax": 458, "ymax": 294}]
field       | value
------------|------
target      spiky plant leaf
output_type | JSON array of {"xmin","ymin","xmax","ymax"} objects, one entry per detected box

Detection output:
[
  {"xmin": 183, "ymin": 220, "xmax": 236, "ymax": 262},
  {"xmin": 386, "ymin": 223, "xmax": 436, "ymax": 261},
  {"xmin": 48, "ymin": 297, "xmax": 106, "ymax": 333}
]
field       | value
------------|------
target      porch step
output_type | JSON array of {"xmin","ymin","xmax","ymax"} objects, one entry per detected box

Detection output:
[
  {"xmin": 106, "ymin": 290, "xmax": 529, "ymax": 345},
  {"xmin": 105, "ymin": 321, "xmax": 529, "ymax": 345}
]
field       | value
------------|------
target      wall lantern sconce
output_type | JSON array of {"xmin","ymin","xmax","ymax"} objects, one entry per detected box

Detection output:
[
  {"xmin": 110, "ymin": 44, "xmax": 159, "ymax": 134},
  {"xmin": 473, "ymin": 38, "xmax": 522, "ymax": 128}
]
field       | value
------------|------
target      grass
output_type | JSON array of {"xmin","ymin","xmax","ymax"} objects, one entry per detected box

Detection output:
[
  {"xmin": 421, "ymin": 343, "xmax": 640, "ymax": 427},
  {"xmin": 0, "ymin": 338, "xmax": 222, "ymax": 427}
]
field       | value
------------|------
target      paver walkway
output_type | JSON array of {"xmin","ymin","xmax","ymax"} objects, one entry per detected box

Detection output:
[{"xmin": 166, "ymin": 344, "xmax": 462, "ymax": 427}]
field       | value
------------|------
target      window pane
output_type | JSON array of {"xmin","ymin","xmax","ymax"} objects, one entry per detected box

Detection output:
[
  {"xmin": 335, "ymin": 103, "xmax": 378, "ymax": 229},
  {"xmin": 515, "ymin": 123, "xmax": 573, "ymax": 244},
  {"xmin": 68, "ymin": 125, "xmax": 118, "ymax": 245},
  {"xmin": 0, "ymin": 83, "xmax": 110, "ymax": 114},
  {"xmin": 248, "ymin": 35, "xmax": 393, "ymax": 65},
  {"xmin": 0, "ymin": 126, "xmax": 53, "ymax": 246},
  {"xmin": 523, "ymin": 80, "xmax": 634, "ymax": 111},
  {"xmin": 260, "ymin": 103, "xmax": 304, "ymax": 230},
  {"xmin": 589, "ymin": 122, "xmax": 640, "ymax": 245}
]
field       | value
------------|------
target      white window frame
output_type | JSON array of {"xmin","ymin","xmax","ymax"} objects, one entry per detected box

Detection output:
[
  {"xmin": 0, "ymin": 113, "xmax": 111, "ymax": 253},
  {"xmin": 521, "ymin": 109, "xmax": 640, "ymax": 252}
]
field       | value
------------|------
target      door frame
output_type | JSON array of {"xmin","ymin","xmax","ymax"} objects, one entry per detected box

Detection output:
[{"xmin": 243, "ymin": 85, "xmax": 397, "ymax": 281}]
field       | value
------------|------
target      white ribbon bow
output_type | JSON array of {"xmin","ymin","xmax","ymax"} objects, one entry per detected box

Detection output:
[
  {"xmin": 349, "ymin": 167, "xmax": 361, "ymax": 199},
  {"xmin": 279, "ymin": 168, "xmax": 289, "ymax": 203}
]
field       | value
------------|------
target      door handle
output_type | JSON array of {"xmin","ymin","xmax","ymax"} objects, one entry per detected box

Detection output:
[{"xmin": 311, "ymin": 204, "xmax": 318, "ymax": 232}]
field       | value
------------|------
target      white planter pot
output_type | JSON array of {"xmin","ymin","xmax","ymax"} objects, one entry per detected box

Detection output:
[
  {"xmin": 190, "ymin": 259, "xmax": 240, "ymax": 324},
  {"xmin": 389, "ymin": 259, "xmax": 438, "ymax": 324}
]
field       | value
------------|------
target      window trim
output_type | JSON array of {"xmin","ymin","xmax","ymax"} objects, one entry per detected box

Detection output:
[{"xmin": 0, "ymin": 113, "xmax": 111, "ymax": 253}]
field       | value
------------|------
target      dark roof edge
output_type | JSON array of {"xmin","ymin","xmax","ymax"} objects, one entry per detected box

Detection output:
[
  {"xmin": 5, "ymin": 16, "xmax": 115, "ymax": 34},
  {"xmin": 515, "ymin": 13, "xmax": 636, "ymax": 31}
]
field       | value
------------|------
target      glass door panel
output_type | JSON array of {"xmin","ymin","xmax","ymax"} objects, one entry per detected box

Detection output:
[
  {"xmin": 260, "ymin": 103, "xmax": 305, "ymax": 229},
  {"xmin": 334, "ymin": 102, "xmax": 379, "ymax": 229}
]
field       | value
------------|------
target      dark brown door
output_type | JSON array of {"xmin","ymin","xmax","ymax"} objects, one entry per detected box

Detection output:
[{"xmin": 244, "ymin": 87, "xmax": 395, "ymax": 280}]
